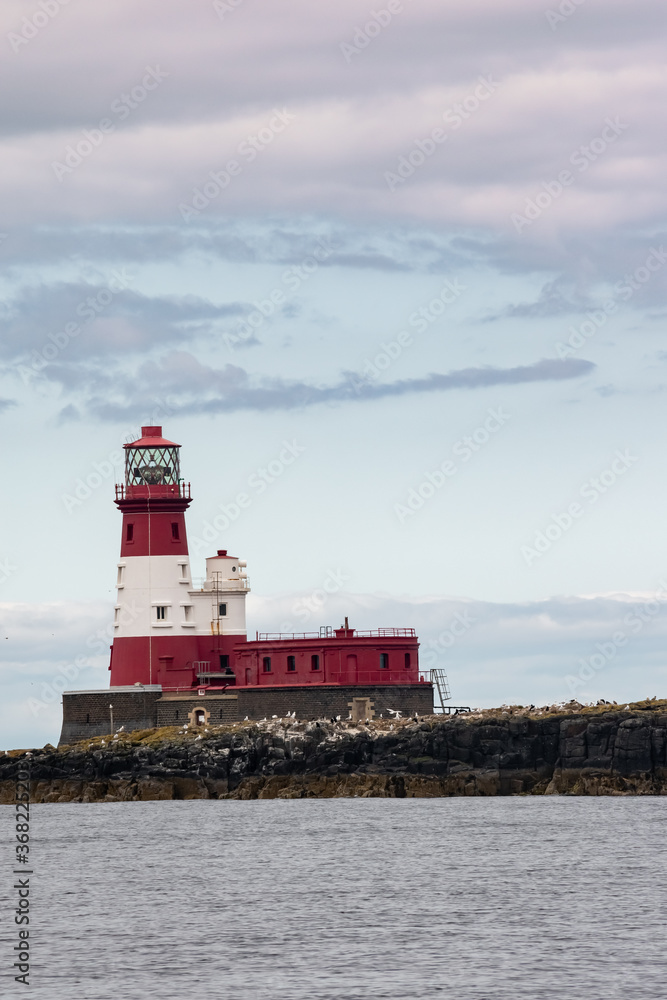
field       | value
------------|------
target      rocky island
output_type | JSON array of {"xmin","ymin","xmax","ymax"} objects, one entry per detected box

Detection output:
[{"xmin": 2, "ymin": 699, "xmax": 666, "ymax": 801}]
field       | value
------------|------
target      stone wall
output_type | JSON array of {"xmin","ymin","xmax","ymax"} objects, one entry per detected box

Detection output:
[
  {"xmin": 237, "ymin": 684, "xmax": 433, "ymax": 721},
  {"xmin": 157, "ymin": 695, "xmax": 239, "ymax": 727},
  {"xmin": 60, "ymin": 690, "xmax": 162, "ymax": 745},
  {"xmin": 58, "ymin": 684, "xmax": 433, "ymax": 744}
]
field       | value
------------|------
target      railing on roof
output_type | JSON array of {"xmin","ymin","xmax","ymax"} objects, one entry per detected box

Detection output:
[
  {"xmin": 254, "ymin": 627, "xmax": 417, "ymax": 641},
  {"xmin": 114, "ymin": 482, "xmax": 191, "ymax": 500}
]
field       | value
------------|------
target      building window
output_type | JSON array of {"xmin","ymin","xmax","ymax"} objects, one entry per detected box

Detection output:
[
  {"xmin": 171, "ymin": 522, "xmax": 180, "ymax": 540},
  {"xmin": 263, "ymin": 656, "xmax": 272, "ymax": 673},
  {"xmin": 220, "ymin": 709, "xmax": 224, "ymax": 719},
  {"xmin": 86, "ymin": 713, "xmax": 90, "ymax": 723},
  {"xmin": 287, "ymin": 655, "xmax": 296, "ymax": 672},
  {"xmin": 126, "ymin": 523, "xmax": 134, "ymax": 542},
  {"xmin": 116, "ymin": 566, "xmax": 124, "ymax": 587},
  {"xmin": 156, "ymin": 606, "xmax": 166, "ymax": 620},
  {"xmin": 311, "ymin": 654, "xmax": 320, "ymax": 671},
  {"xmin": 404, "ymin": 652, "xmax": 411, "ymax": 669},
  {"xmin": 180, "ymin": 563, "xmax": 188, "ymax": 579},
  {"xmin": 219, "ymin": 655, "xmax": 230, "ymax": 671},
  {"xmin": 219, "ymin": 603, "xmax": 227, "ymax": 617},
  {"xmin": 183, "ymin": 605, "xmax": 192, "ymax": 622},
  {"xmin": 380, "ymin": 653, "xmax": 389, "ymax": 669},
  {"xmin": 175, "ymin": 710, "xmax": 179, "ymax": 720}
]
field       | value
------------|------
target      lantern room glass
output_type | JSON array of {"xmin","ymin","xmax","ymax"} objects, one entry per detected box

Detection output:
[{"xmin": 125, "ymin": 446, "xmax": 180, "ymax": 486}]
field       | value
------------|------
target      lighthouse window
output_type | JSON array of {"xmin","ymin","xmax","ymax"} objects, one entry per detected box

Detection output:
[
  {"xmin": 287, "ymin": 655, "xmax": 296, "ymax": 672},
  {"xmin": 404, "ymin": 652, "xmax": 411, "ymax": 669},
  {"xmin": 262, "ymin": 657, "xmax": 272, "ymax": 673},
  {"xmin": 311, "ymin": 654, "xmax": 320, "ymax": 671},
  {"xmin": 126, "ymin": 523, "xmax": 134, "ymax": 542},
  {"xmin": 171, "ymin": 522, "xmax": 180, "ymax": 540},
  {"xmin": 380, "ymin": 653, "xmax": 389, "ymax": 669},
  {"xmin": 219, "ymin": 603, "xmax": 227, "ymax": 617},
  {"xmin": 156, "ymin": 606, "xmax": 166, "ymax": 621}
]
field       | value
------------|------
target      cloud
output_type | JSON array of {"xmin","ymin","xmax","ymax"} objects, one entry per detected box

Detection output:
[
  {"xmin": 0, "ymin": 281, "xmax": 248, "ymax": 362},
  {"xmin": 35, "ymin": 352, "xmax": 594, "ymax": 420},
  {"xmin": 0, "ymin": 0, "xmax": 666, "ymax": 244},
  {"xmin": 0, "ymin": 398, "xmax": 16, "ymax": 413}
]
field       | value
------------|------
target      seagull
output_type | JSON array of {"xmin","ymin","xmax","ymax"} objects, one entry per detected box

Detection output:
[
  {"xmin": 117, "ymin": 726, "xmax": 125, "ymax": 732},
  {"xmin": 272, "ymin": 715, "xmax": 278, "ymax": 719},
  {"xmin": 195, "ymin": 735, "xmax": 202, "ymax": 741},
  {"xmin": 25, "ymin": 752, "xmax": 33, "ymax": 757},
  {"xmin": 244, "ymin": 716, "xmax": 249, "ymax": 721}
]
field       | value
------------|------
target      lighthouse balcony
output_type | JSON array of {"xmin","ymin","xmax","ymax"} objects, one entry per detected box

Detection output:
[{"xmin": 114, "ymin": 482, "xmax": 192, "ymax": 501}]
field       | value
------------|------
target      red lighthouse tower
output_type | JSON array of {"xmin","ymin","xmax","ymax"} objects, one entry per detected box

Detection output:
[{"xmin": 110, "ymin": 426, "xmax": 201, "ymax": 686}]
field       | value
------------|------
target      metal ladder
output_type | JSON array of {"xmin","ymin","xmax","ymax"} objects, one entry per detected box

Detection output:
[{"xmin": 431, "ymin": 668, "xmax": 452, "ymax": 712}]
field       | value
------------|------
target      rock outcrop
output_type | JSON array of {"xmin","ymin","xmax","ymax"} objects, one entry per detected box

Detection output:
[{"xmin": 2, "ymin": 701, "xmax": 667, "ymax": 801}]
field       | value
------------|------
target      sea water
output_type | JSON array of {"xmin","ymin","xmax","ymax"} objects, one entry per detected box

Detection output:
[{"xmin": 1, "ymin": 797, "xmax": 666, "ymax": 1000}]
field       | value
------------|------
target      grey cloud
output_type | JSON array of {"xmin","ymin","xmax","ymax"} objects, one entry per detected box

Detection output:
[
  {"xmin": 43, "ymin": 352, "xmax": 594, "ymax": 421},
  {"xmin": 1, "ymin": 0, "xmax": 665, "ymax": 138},
  {"xmin": 0, "ymin": 282, "xmax": 248, "ymax": 361},
  {"xmin": 0, "ymin": 398, "xmax": 16, "ymax": 413},
  {"xmin": 0, "ymin": 223, "xmax": 469, "ymax": 275}
]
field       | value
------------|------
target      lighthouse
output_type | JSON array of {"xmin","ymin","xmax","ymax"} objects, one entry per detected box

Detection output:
[
  {"xmin": 60, "ymin": 425, "xmax": 435, "ymax": 745},
  {"xmin": 110, "ymin": 426, "xmax": 250, "ymax": 688}
]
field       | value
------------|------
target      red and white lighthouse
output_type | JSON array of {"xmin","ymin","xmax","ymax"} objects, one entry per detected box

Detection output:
[
  {"xmin": 109, "ymin": 426, "xmax": 200, "ymax": 686},
  {"xmin": 60, "ymin": 425, "xmax": 435, "ymax": 744},
  {"xmin": 110, "ymin": 427, "xmax": 250, "ymax": 688}
]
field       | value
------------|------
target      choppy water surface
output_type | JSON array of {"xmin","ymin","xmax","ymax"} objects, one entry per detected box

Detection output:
[{"xmin": 1, "ymin": 797, "xmax": 666, "ymax": 1000}]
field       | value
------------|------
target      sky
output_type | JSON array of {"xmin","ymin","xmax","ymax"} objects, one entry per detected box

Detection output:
[{"xmin": 2, "ymin": 0, "xmax": 667, "ymax": 748}]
